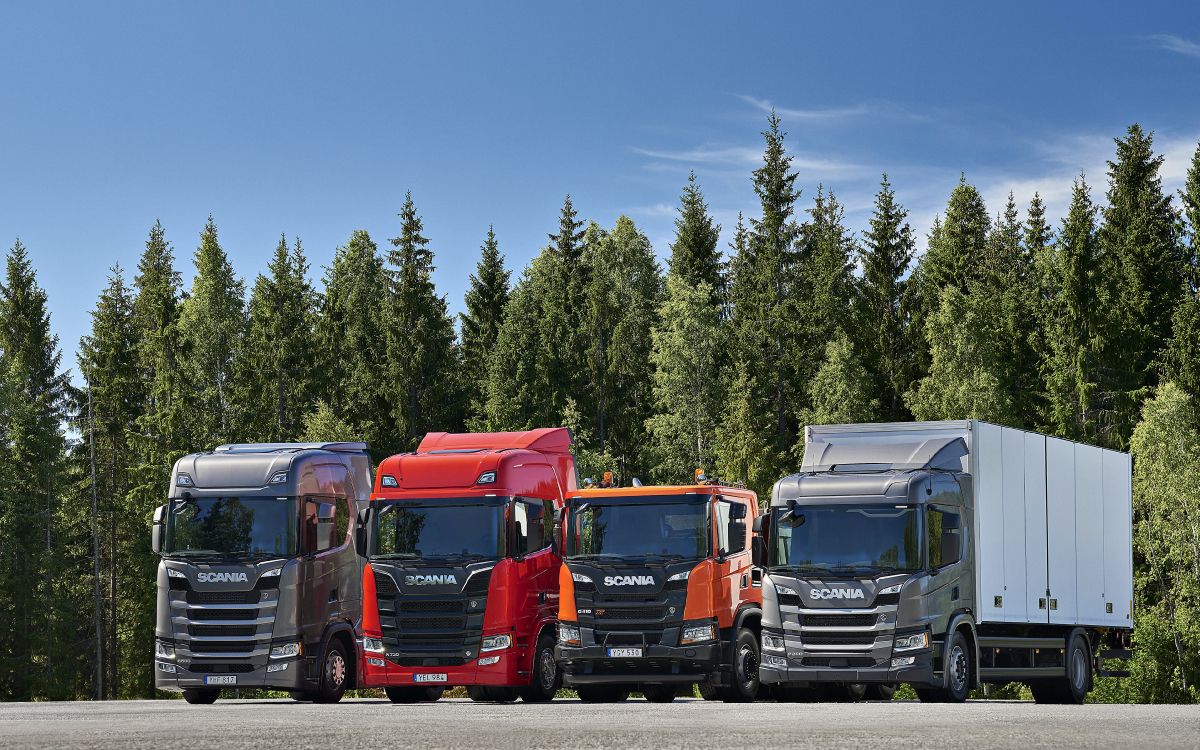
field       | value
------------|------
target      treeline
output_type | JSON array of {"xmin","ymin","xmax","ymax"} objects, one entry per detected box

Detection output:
[{"xmin": 0, "ymin": 115, "xmax": 1198, "ymax": 703}]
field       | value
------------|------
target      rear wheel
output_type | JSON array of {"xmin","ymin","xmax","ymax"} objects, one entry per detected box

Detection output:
[
  {"xmin": 467, "ymin": 685, "xmax": 519, "ymax": 703},
  {"xmin": 640, "ymin": 684, "xmax": 677, "ymax": 703},
  {"xmin": 182, "ymin": 688, "xmax": 220, "ymax": 704},
  {"xmin": 716, "ymin": 628, "xmax": 760, "ymax": 702},
  {"xmin": 1032, "ymin": 633, "xmax": 1091, "ymax": 704},
  {"xmin": 518, "ymin": 635, "xmax": 560, "ymax": 703},
  {"xmin": 313, "ymin": 640, "xmax": 349, "ymax": 704},
  {"xmin": 385, "ymin": 686, "xmax": 444, "ymax": 703},
  {"xmin": 576, "ymin": 684, "xmax": 630, "ymax": 703}
]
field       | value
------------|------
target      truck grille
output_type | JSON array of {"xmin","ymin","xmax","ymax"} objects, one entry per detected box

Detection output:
[
  {"xmin": 191, "ymin": 608, "xmax": 257, "ymax": 621},
  {"xmin": 803, "ymin": 633, "xmax": 878, "ymax": 646},
  {"xmin": 189, "ymin": 640, "xmax": 255, "ymax": 654},
  {"xmin": 188, "ymin": 590, "xmax": 260, "ymax": 605},
  {"xmin": 189, "ymin": 624, "xmax": 257, "ymax": 637},
  {"xmin": 188, "ymin": 663, "xmax": 256, "ymax": 674},
  {"xmin": 374, "ymin": 569, "xmax": 489, "ymax": 667},
  {"xmin": 801, "ymin": 614, "xmax": 876, "ymax": 627},
  {"xmin": 596, "ymin": 606, "xmax": 666, "ymax": 620}
]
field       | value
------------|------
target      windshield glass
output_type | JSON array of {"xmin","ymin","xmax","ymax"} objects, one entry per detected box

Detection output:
[
  {"xmin": 165, "ymin": 496, "xmax": 298, "ymax": 559},
  {"xmin": 373, "ymin": 499, "xmax": 505, "ymax": 561},
  {"xmin": 771, "ymin": 504, "xmax": 920, "ymax": 575},
  {"xmin": 567, "ymin": 496, "xmax": 709, "ymax": 560}
]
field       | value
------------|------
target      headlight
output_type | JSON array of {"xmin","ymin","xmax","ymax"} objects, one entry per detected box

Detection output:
[
  {"xmin": 761, "ymin": 632, "xmax": 786, "ymax": 652},
  {"xmin": 155, "ymin": 641, "xmax": 174, "ymax": 659},
  {"xmin": 260, "ymin": 567, "xmax": 282, "ymax": 578},
  {"xmin": 558, "ymin": 623, "xmax": 581, "ymax": 645},
  {"xmin": 166, "ymin": 568, "xmax": 186, "ymax": 579},
  {"xmin": 878, "ymin": 583, "xmax": 903, "ymax": 595},
  {"xmin": 681, "ymin": 623, "xmax": 716, "ymax": 645},
  {"xmin": 481, "ymin": 634, "xmax": 512, "ymax": 652},
  {"xmin": 571, "ymin": 572, "xmax": 592, "ymax": 584},
  {"xmin": 893, "ymin": 631, "xmax": 930, "ymax": 652},
  {"xmin": 774, "ymin": 584, "xmax": 797, "ymax": 596},
  {"xmin": 667, "ymin": 570, "xmax": 690, "ymax": 582},
  {"xmin": 270, "ymin": 641, "xmax": 302, "ymax": 659},
  {"xmin": 363, "ymin": 637, "xmax": 384, "ymax": 654}
]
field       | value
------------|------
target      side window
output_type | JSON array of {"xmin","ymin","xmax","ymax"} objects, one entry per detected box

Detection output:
[
  {"xmin": 522, "ymin": 499, "xmax": 547, "ymax": 554},
  {"xmin": 305, "ymin": 497, "xmax": 347, "ymax": 553},
  {"xmin": 715, "ymin": 500, "xmax": 747, "ymax": 555},
  {"xmin": 926, "ymin": 505, "xmax": 962, "ymax": 568},
  {"xmin": 715, "ymin": 501, "xmax": 730, "ymax": 553},
  {"xmin": 541, "ymin": 500, "xmax": 556, "ymax": 549}
]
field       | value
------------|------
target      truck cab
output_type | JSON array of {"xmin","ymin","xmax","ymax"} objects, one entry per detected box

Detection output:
[
  {"xmin": 555, "ymin": 477, "xmax": 762, "ymax": 702},
  {"xmin": 151, "ymin": 442, "xmax": 373, "ymax": 704},
  {"xmin": 356, "ymin": 428, "xmax": 575, "ymax": 703}
]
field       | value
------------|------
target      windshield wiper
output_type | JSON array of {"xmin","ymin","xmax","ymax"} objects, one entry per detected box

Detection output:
[
  {"xmin": 371, "ymin": 553, "xmax": 420, "ymax": 560},
  {"xmin": 567, "ymin": 553, "xmax": 625, "ymax": 560}
]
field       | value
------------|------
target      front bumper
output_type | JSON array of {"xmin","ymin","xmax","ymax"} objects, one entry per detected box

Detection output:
[
  {"xmin": 154, "ymin": 657, "xmax": 309, "ymax": 692},
  {"xmin": 359, "ymin": 646, "xmax": 530, "ymax": 688},
  {"xmin": 759, "ymin": 650, "xmax": 936, "ymax": 686},
  {"xmin": 556, "ymin": 642, "xmax": 722, "ymax": 685}
]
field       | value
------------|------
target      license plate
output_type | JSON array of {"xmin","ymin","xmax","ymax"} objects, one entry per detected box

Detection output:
[
  {"xmin": 204, "ymin": 675, "xmax": 237, "ymax": 686},
  {"xmin": 413, "ymin": 673, "xmax": 447, "ymax": 683},
  {"xmin": 607, "ymin": 648, "xmax": 642, "ymax": 658}
]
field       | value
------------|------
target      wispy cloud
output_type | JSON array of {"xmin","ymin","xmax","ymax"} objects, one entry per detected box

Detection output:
[
  {"xmin": 631, "ymin": 144, "xmax": 864, "ymax": 176},
  {"xmin": 1148, "ymin": 33, "xmax": 1200, "ymax": 59},
  {"xmin": 736, "ymin": 95, "xmax": 871, "ymax": 123}
]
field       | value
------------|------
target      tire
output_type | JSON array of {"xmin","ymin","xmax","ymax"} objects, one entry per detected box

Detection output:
[
  {"xmin": 182, "ymin": 688, "xmax": 220, "ymax": 705},
  {"xmin": 518, "ymin": 635, "xmax": 560, "ymax": 703},
  {"xmin": 716, "ymin": 628, "xmax": 760, "ymax": 702},
  {"xmin": 864, "ymin": 683, "xmax": 897, "ymax": 701},
  {"xmin": 385, "ymin": 686, "xmax": 444, "ymax": 703},
  {"xmin": 313, "ymin": 640, "xmax": 349, "ymax": 704},
  {"xmin": 1032, "ymin": 633, "xmax": 1091, "ymax": 705},
  {"xmin": 922, "ymin": 630, "xmax": 972, "ymax": 703},
  {"xmin": 467, "ymin": 685, "xmax": 519, "ymax": 703},
  {"xmin": 697, "ymin": 679, "xmax": 721, "ymax": 701},
  {"xmin": 576, "ymin": 684, "xmax": 630, "ymax": 703},
  {"xmin": 289, "ymin": 691, "xmax": 315, "ymax": 702},
  {"xmin": 641, "ymin": 684, "xmax": 677, "ymax": 703}
]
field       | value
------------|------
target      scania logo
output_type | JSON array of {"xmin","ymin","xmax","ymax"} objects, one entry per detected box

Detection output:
[
  {"xmin": 603, "ymin": 575, "xmax": 655, "ymax": 586},
  {"xmin": 810, "ymin": 587, "xmax": 865, "ymax": 600},
  {"xmin": 405, "ymin": 574, "xmax": 458, "ymax": 586},
  {"xmin": 196, "ymin": 572, "xmax": 248, "ymax": 583}
]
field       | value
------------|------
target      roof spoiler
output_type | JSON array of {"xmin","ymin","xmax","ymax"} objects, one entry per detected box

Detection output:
[
  {"xmin": 416, "ymin": 427, "xmax": 572, "ymax": 454},
  {"xmin": 212, "ymin": 442, "xmax": 370, "ymax": 454}
]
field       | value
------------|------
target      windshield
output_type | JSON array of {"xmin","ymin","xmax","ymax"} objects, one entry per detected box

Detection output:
[
  {"xmin": 165, "ymin": 496, "xmax": 298, "ymax": 559},
  {"xmin": 373, "ymin": 499, "xmax": 505, "ymax": 561},
  {"xmin": 771, "ymin": 504, "xmax": 920, "ymax": 575},
  {"xmin": 567, "ymin": 496, "xmax": 709, "ymax": 560}
]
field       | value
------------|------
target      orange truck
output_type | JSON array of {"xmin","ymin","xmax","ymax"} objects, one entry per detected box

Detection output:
[{"xmin": 554, "ymin": 474, "xmax": 762, "ymax": 702}]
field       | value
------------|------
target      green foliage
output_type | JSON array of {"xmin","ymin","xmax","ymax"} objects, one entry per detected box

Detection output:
[
  {"xmin": 460, "ymin": 227, "xmax": 510, "ymax": 427},
  {"xmin": 668, "ymin": 172, "xmax": 724, "ymax": 303},
  {"xmin": 301, "ymin": 400, "xmax": 360, "ymax": 443},
  {"xmin": 800, "ymin": 331, "xmax": 879, "ymax": 428}
]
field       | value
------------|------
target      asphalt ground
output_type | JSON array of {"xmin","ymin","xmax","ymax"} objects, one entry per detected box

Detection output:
[{"xmin": 0, "ymin": 697, "xmax": 1197, "ymax": 750}]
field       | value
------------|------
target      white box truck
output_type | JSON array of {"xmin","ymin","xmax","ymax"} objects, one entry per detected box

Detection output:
[{"xmin": 754, "ymin": 420, "xmax": 1133, "ymax": 703}]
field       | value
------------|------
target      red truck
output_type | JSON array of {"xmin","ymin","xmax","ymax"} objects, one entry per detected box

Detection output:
[{"xmin": 354, "ymin": 428, "xmax": 575, "ymax": 703}]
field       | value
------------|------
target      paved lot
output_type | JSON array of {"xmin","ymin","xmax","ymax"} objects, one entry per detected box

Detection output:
[{"xmin": 0, "ymin": 698, "xmax": 1197, "ymax": 750}]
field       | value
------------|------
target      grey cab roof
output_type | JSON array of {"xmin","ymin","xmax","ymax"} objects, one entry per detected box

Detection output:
[
  {"xmin": 176, "ymin": 442, "xmax": 370, "ymax": 491},
  {"xmin": 801, "ymin": 434, "xmax": 967, "ymax": 473},
  {"xmin": 212, "ymin": 442, "xmax": 369, "ymax": 454}
]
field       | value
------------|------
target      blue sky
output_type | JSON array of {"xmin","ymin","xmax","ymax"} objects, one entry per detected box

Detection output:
[{"xmin": 1, "ymin": 2, "xmax": 1198, "ymax": 380}]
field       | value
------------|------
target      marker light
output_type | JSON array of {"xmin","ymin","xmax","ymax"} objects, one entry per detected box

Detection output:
[
  {"xmin": 269, "ymin": 471, "xmax": 288, "ymax": 485},
  {"xmin": 667, "ymin": 570, "xmax": 690, "ymax": 582},
  {"xmin": 572, "ymin": 572, "xmax": 593, "ymax": 584},
  {"xmin": 260, "ymin": 567, "xmax": 282, "ymax": 578},
  {"xmin": 175, "ymin": 474, "xmax": 193, "ymax": 487},
  {"xmin": 878, "ymin": 583, "xmax": 903, "ymax": 595},
  {"xmin": 476, "ymin": 471, "xmax": 497, "ymax": 485},
  {"xmin": 380, "ymin": 474, "xmax": 399, "ymax": 488},
  {"xmin": 695, "ymin": 468, "xmax": 707, "ymax": 483},
  {"xmin": 166, "ymin": 568, "xmax": 186, "ymax": 579},
  {"xmin": 775, "ymin": 584, "xmax": 797, "ymax": 596}
]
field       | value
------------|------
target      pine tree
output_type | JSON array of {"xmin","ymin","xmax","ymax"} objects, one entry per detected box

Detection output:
[
  {"xmin": 460, "ymin": 227, "xmax": 510, "ymax": 426},
  {"xmin": 543, "ymin": 195, "xmax": 591, "ymax": 421},
  {"xmin": 385, "ymin": 193, "xmax": 461, "ymax": 452},
  {"xmin": 301, "ymin": 400, "xmax": 359, "ymax": 443},
  {"xmin": 177, "ymin": 216, "xmax": 246, "ymax": 446},
  {"xmin": 645, "ymin": 275, "xmax": 724, "ymax": 483},
  {"xmin": 237, "ymin": 236, "xmax": 317, "ymax": 441},
  {"xmin": 800, "ymin": 331, "xmax": 879, "ymax": 428},
  {"xmin": 716, "ymin": 360, "xmax": 779, "ymax": 497},
  {"xmin": 483, "ymin": 265, "xmax": 552, "ymax": 430},
  {"xmin": 668, "ymin": 172, "xmax": 723, "ymax": 303},
  {"xmin": 316, "ymin": 230, "xmax": 389, "ymax": 453},
  {"xmin": 854, "ymin": 174, "xmax": 915, "ymax": 420},
  {"xmin": 0, "ymin": 240, "xmax": 71, "ymax": 700},
  {"xmin": 796, "ymin": 186, "xmax": 855, "ymax": 398},
  {"xmin": 1097, "ymin": 125, "xmax": 1187, "ymax": 445},
  {"xmin": 584, "ymin": 216, "xmax": 662, "ymax": 474},
  {"xmin": 76, "ymin": 265, "xmax": 141, "ymax": 699},
  {"xmin": 1164, "ymin": 144, "xmax": 1200, "ymax": 401}
]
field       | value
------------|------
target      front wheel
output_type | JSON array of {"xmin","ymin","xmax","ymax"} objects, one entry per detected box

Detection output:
[
  {"xmin": 718, "ymin": 627, "xmax": 760, "ymax": 702},
  {"xmin": 182, "ymin": 688, "xmax": 220, "ymax": 704},
  {"xmin": 313, "ymin": 640, "xmax": 349, "ymax": 703},
  {"xmin": 918, "ymin": 630, "xmax": 972, "ymax": 703},
  {"xmin": 576, "ymin": 685, "xmax": 630, "ymax": 703},
  {"xmin": 385, "ymin": 686, "xmax": 444, "ymax": 703},
  {"xmin": 518, "ymin": 635, "xmax": 561, "ymax": 703},
  {"xmin": 640, "ymin": 684, "xmax": 678, "ymax": 703}
]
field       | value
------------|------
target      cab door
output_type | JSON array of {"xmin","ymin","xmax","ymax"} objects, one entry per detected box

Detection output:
[
  {"xmin": 299, "ymin": 496, "xmax": 351, "ymax": 644},
  {"xmin": 511, "ymin": 498, "xmax": 558, "ymax": 633},
  {"xmin": 713, "ymin": 496, "xmax": 752, "ymax": 630}
]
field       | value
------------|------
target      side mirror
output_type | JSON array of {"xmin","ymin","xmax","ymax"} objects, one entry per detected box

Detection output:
[
  {"xmin": 552, "ymin": 522, "xmax": 562, "ymax": 556},
  {"xmin": 354, "ymin": 507, "xmax": 373, "ymax": 558},
  {"xmin": 729, "ymin": 503, "xmax": 747, "ymax": 521},
  {"xmin": 752, "ymin": 515, "xmax": 764, "ymax": 534},
  {"xmin": 751, "ymin": 536, "xmax": 766, "ymax": 568},
  {"xmin": 151, "ymin": 504, "xmax": 166, "ymax": 554}
]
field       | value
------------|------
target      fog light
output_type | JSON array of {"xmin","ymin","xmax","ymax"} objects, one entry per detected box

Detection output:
[
  {"xmin": 892, "ymin": 656, "xmax": 915, "ymax": 668},
  {"xmin": 763, "ymin": 655, "xmax": 788, "ymax": 669},
  {"xmin": 157, "ymin": 661, "xmax": 176, "ymax": 673},
  {"xmin": 270, "ymin": 641, "xmax": 302, "ymax": 659},
  {"xmin": 267, "ymin": 662, "xmax": 289, "ymax": 673},
  {"xmin": 481, "ymin": 634, "xmax": 511, "ymax": 652},
  {"xmin": 367, "ymin": 657, "xmax": 385, "ymax": 667},
  {"xmin": 478, "ymin": 656, "xmax": 500, "ymax": 666}
]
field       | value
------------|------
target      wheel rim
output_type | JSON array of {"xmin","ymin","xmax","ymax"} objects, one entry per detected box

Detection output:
[
  {"xmin": 949, "ymin": 645, "xmax": 968, "ymax": 693},
  {"xmin": 1070, "ymin": 647, "xmax": 1088, "ymax": 692},
  {"xmin": 738, "ymin": 643, "xmax": 759, "ymax": 689},
  {"xmin": 538, "ymin": 647, "xmax": 556, "ymax": 693},
  {"xmin": 326, "ymin": 650, "xmax": 346, "ymax": 689}
]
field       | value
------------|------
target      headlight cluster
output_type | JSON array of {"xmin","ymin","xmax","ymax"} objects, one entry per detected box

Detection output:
[
  {"xmin": 154, "ymin": 641, "xmax": 174, "ymax": 659},
  {"xmin": 481, "ymin": 634, "xmax": 512, "ymax": 652},
  {"xmin": 774, "ymin": 584, "xmax": 797, "ymax": 596},
  {"xmin": 558, "ymin": 623, "xmax": 581, "ymax": 645},
  {"xmin": 680, "ymin": 622, "xmax": 716, "ymax": 645},
  {"xmin": 878, "ymin": 583, "xmax": 903, "ymax": 595},
  {"xmin": 667, "ymin": 570, "xmax": 690, "ymax": 582},
  {"xmin": 270, "ymin": 641, "xmax": 302, "ymax": 659},
  {"xmin": 761, "ymin": 632, "xmax": 786, "ymax": 652},
  {"xmin": 363, "ymin": 636, "xmax": 384, "ymax": 654},
  {"xmin": 893, "ymin": 631, "xmax": 930, "ymax": 652},
  {"xmin": 571, "ymin": 572, "xmax": 593, "ymax": 584}
]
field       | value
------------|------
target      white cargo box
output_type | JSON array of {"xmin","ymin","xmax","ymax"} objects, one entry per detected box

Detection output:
[{"xmin": 802, "ymin": 421, "xmax": 1133, "ymax": 628}]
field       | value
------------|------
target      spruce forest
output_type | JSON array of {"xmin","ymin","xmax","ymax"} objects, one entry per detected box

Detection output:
[{"xmin": 1, "ymin": 115, "xmax": 1199, "ymax": 703}]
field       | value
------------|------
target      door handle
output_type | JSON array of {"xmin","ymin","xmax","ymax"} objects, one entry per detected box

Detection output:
[
  {"xmin": 328, "ymin": 588, "xmax": 338, "ymax": 603},
  {"xmin": 538, "ymin": 591, "xmax": 547, "ymax": 604}
]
